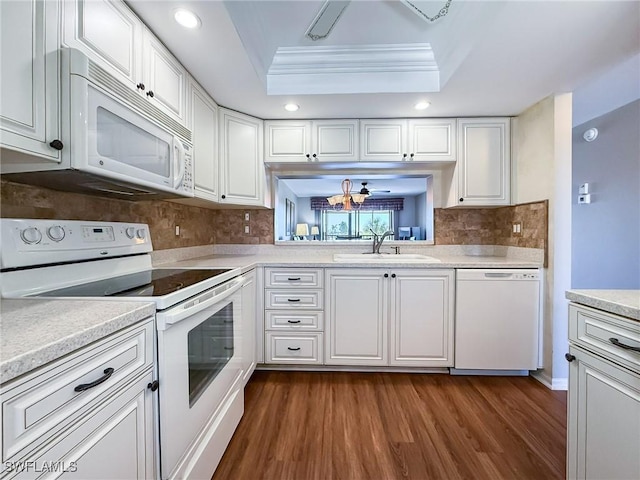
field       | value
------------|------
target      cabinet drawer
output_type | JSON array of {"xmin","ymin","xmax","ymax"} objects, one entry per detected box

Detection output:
[
  {"xmin": 266, "ymin": 311, "xmax": 323, "ymax": 331},
  {"xmin": 570, "ymin": 304, "xmax": 640, "ymax": 373},
  {"xmin": 266, "ymin": 290, "xmax": 323, "ymax": 310},
  {"xmin": 265, "ymin": 268, "xmax": 323, "ymax": 288},
  {"xmin": 265, "ymin": 333, "xmax": 323, "ymax": 364},
  {"xmin": 1, "ymin": 319, "xmax": 154, "ymax": 463}
]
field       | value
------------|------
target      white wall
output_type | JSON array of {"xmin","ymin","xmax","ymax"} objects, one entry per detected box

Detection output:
[
  {"xmin": 572, "ymin": 100, "xmax": 640, "ymax": 288},
  {"xmin": 512, "ymin": 93, "xmax": 572, "ymax": 389}
]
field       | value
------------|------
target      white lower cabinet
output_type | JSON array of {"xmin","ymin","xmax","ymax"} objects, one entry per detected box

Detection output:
[
  {"xmin": 241, "ymin": 270, "xmax": 257, "ymax": 385},
  {"xmin": 325, "ymin": 268, "xmax": 454, "ymax": 367},
  {"xmin": 263, "ymin": 268, "xmax": 324, "ymax": 365},
  {"xmin": 0, "ymin": 319, "xmax": 156, "ymax": 480},
  {"xmin": 567, "ymin": 303, "xmax": 640, "ymax": 480}
]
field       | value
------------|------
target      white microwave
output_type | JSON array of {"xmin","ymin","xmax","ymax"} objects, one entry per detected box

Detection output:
[{"xmin": 2, "ymin": 48, "xmax": 194, "ymax": 200}]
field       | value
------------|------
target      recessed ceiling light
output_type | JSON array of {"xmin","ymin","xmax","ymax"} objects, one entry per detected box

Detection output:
[
  {"xmin": 414, "ymin": 101, "xmax": 431, "ymax": 110},
  {"xmin": 284, "ymin": 103, "xmax": 300, "ymax": 112},
  {"xmin": 174, "ymin": 9, "xmax": 201, "ymax": 29}
]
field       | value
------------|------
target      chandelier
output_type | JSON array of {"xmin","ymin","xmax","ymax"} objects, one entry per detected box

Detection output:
[{"xmin": 326, "ymin": 179, "xmax": 367, "ymax": 210}]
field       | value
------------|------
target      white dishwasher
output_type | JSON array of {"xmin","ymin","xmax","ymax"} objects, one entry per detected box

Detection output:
[{"xmin": 454, "ymin": 269, "xmax": 541, "ymax": 371}]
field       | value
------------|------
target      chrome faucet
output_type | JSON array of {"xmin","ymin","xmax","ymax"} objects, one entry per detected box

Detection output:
[{"xmin": 370, "ymin": 229, "xmax": 394, "ymax": 254}]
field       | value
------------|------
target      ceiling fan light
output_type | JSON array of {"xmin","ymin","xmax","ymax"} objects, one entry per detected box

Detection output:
[
  {"xmin": 414, "ymin": 101, "xmax": 431, "ymax": 110},
  {"xmin": 173, "ymin": 9, "xmax": 201, "ymax": 29},
  {"xmin": 284, "ymin": 103, "xmax": 300, "ymax": 112}
]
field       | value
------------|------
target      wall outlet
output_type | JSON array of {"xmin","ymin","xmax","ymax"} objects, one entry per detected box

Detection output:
[
  {"xmin": 578, "ymin": 194, "xmax": 591, "ymax": 204},
  {"xmin": 244, "ymin": 225, "xmax": 250, "ymax": 235},
  {"xmin": 244, "ymin": 212, "xmax": 250, "ymax": 222},
  {"xmin": 175, "ymin": 225, "xmax": 180, "ymax": 236},
  {"xmin": 579, "ymin": 183, "xmax": 590, "ymax": 195}
]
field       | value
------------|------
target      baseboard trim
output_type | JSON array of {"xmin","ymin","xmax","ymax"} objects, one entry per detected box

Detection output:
[
  {"xmin": 256, "ymin": 364, "xmax": 449, "ymax": 374},
  {"xmin": 531, "ymin": 370, "xmax": 568, "ymax": 390}
]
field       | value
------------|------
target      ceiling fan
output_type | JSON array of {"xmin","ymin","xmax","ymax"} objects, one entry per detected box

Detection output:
[
  {"xmin": 359, "ymin": 182, "xmax": 391, "ymax": 196},
  {"xmin": 305, "ymin": 0, "xmax": 453, "ymax": 41}
]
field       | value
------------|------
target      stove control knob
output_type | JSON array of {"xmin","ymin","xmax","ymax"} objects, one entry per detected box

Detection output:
[
  {"xmin": 20, "ymin": 227, "xmax": 42, "ymax": 244},
  {"xmin": 125, "ymin": 227, "xmax": 136, "ymax": 239},
  {"xmin": 136, "ymin": 228, "xmax": 146, "ymax": 240},
  {"xmin": 46, "ymin": 225, "xmax": 66, "ymax": 242}
]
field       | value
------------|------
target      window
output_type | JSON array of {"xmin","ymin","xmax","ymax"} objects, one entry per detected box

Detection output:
[{"xmin": 321, "ymin": 209, "xmax": 393, "ymax": 240}]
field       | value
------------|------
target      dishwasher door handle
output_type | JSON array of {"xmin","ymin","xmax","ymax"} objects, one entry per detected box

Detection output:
[{"xmin": 483, "ymin": 272, "xmax": 513, "ymax": 278}]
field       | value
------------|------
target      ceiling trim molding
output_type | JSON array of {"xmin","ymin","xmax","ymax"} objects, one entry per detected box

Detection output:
[{"xmin": 267, "ymin": 43, "xmax": 440, "ymax": 95}]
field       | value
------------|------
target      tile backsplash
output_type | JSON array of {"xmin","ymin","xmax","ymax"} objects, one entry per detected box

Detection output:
[
  {"xmin": 1, "ymin": 180, "xmax": 547, "ymax": 256},
  {"xmin": 0, "ymin": 180, "xmax": 273, "ymax": 249}
]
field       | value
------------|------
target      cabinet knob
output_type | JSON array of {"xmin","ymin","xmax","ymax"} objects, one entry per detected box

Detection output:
[
  {"xmin": 49, "ymin": 139, "xmax": 64, "ymax": 150},
  {"xmin": 147, "ymin": 380, "xmax": 159, "ymax": 391},
  {"xmin": 221, "ymin": 194, "xmax": 226, "ymax": 199},
  {"xmin": 384, "ymin": 273, "xmax": 389, "ymax": 278},
  {"xmin": 391, "ymin": 273, "xmax": 396, "ymax": 278},
  {"xmin": 402, "ymin": 153, "xmax": 407, "ymax": 159},
  {"xmin": 136, "ymin": 83, "xmax": 145, "ymax": 91},
  {"xmin": 146, "ymin": 90, "xmax": 154, "ymax": 98},
  {"xmin": 306, "ymin": 154, "xmax": 310, "ymax": 159},
  {"xmin": 312, "ymin": 154, "xmax": 317, "ymax": 158},
  {"xmin": 410, "ymin": 153, "xmax": 414, "ymax": 158},
  {"xmin": 459, "ymin": 198, "xmax": 464, "ymax": 202},
  {"xmin": 564, "ymin": 353, "xmax": 575, "ymax": 362}
]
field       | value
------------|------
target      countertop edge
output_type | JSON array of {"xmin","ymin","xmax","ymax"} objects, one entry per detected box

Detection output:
[{"xmin": 566, "ymin": 290, "xmax": 640, "ymax": 321}]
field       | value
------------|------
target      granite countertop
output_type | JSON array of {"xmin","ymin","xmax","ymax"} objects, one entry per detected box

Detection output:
[
  {"xmin": 0, "ymin": 299, "xmax": 156, "ymax": 384},
  {"xmin": 163, "ymin": 253, "xmax": 543, "ymax": 271},
  {"xmin": 566, "ymin": 290, "xmax": 640, "ymax": 321}
]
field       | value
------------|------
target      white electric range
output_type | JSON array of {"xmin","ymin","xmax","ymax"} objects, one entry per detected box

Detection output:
[{"xmin": 1, "ymin": 218, "xmax": 246, "ymax": 479}]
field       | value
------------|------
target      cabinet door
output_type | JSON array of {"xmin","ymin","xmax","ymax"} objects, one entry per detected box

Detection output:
[
  {"xmin": 456, "ymin": 118, "xmax": 511, "ymax": 206},
  {"xmin": 0, "ymin": 0, "xmax": 61, "ymax": 162},
  {"xmin": 325, "ymin": 269, "xmax": 388, "ymax": 365},
  {"xmin": 143, "ymin": 30, "xmax": 187, "ymax": 124},
  {"xmin": 190, "ymin": 79, "xmax": 218, "ymax": 202},
  {"xmin": 18, "ymin": 371, "xmax": 156, "ymax": 480},
  {"xmin": 241, "ymin": 270, "xmax": 257, "ymax": 385},
  {"xmin": 219, "ymin": 109, "xmax": 266, "ymax": 206},
  {"xmin": 408, "ymin": 119, "xmax": 456, "ymax": 162},
  {"xmin": 359, "ymin": 120, "xmax": 407, "ymax": 161},
  {"xmin": 567, "ymin": 346, "xmax": 640, "ymax": 480},
  {"xmin": 312, "ymin": 120, "xmax": 359, "ymax": 162},
  {"xmin": 390, "ymin": 269, "xmax": 454, "ymax": 367},
  {"xmin": 62, "ymin": 0, "xmax": 142, "ymax": 88},
  {"xmin": 264, "ymin": 121, "xmax": 312, "ymax": 163}
]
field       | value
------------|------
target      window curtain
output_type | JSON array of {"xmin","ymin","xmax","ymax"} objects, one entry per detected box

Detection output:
[{"xmin": 311, "ymin": 197, "xmax": 404, "ymax": 211}]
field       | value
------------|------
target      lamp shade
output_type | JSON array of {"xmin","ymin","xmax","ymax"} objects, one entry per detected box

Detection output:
[
  {"xmin": 295, "ymin": 223, "xmax": 309, "ymax": 236},
  {"xmin": 310, "ymin": 226, "xmax": 320, "ymax": 235}
]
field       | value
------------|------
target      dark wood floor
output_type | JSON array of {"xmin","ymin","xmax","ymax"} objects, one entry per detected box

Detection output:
[{"xmin": 213, "ymin": 371, "xmax": 567, "ymax": 480}]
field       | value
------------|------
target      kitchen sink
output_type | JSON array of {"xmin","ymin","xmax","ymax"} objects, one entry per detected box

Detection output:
[{"xmin": 333, "ymin": 253, "xmax": 441, "ymax": 263}]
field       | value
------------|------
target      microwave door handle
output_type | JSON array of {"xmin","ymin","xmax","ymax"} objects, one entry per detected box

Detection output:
[
  {"xmin": 173, "ymin": 137, "xmax": 185, "ymax": 188},
  {"xmin": 160, "ymin": 276, "xmax": 245, "ymax": 328}
]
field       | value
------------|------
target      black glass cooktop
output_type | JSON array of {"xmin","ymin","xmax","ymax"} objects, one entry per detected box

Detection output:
[{"xmin": 39, "ymin": 269, "xmax": 233, "ymax": 298}]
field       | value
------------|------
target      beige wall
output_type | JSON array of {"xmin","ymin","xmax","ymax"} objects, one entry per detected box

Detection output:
[{"xmin": 512, "ymin": 93, "xmax": 572, "ymax": 388}]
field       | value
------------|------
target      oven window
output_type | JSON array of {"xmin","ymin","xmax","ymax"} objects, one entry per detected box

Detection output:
[
  {"xmin": 187, "ymin": 303, "xmax": 234, "ymax": 407},
  {"xmin": 96, "ymin": 106, "xmax": 171, "ymax": 177}
]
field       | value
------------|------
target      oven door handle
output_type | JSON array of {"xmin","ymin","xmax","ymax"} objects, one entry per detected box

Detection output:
[{"xmin": 159, "ymin": 276, "xmax": 245, "ymax": 329}]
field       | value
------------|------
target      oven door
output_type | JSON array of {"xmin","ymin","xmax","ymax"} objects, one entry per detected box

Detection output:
[{"xmin": 156, "ymin": 276, "xmax": 244, "ymax": 479}]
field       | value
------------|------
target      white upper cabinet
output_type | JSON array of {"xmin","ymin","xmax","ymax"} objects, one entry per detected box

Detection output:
[
  {"xmin": 359, "ymin": 120, "xmax": 407, "ymax": 161},
  {"xmin": 189, "ymin": 78, "xmax": 218, "ymax": 203},
  {"xmin": 62, "ymin": 0, "xmax": 187, "ymax": 125},
  {"xmin": 143, "ymin": 29, "xmax": 187, "ymax": 124},
  {"xmin": 219, "ymin": 108, "xmax": 267, "ymax": 207},
  {"xmin": 264, "ymin": 120, "xmax": 358, "ymax": 163},
  {"xmin": 0, "ymin": 0, "xmax": 62, "ymax": 163},
  {"xmin": 447, "ymin": 118, "xmax": 511, "ymax": 207},
  {"xmin": 62, "ymin": 0, "xmax": 142, "ymax": 87},
  {"xmin": 408, "ymin": 119, "xmax": 456, "ymax": 162}
]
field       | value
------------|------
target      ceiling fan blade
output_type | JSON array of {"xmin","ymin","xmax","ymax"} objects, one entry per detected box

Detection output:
[{"xmin": 305, "ymin": 1, "xmax": 351, "ymax": 41}]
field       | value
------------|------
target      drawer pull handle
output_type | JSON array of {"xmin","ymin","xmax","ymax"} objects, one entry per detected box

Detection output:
[
  {"xmin": 565, "ymin": 353, "xmax": 575, "ymax": 362},
  {"xmin": 74, "ymin": 367, "xmax": 115, "ymax": 392},
  {"xmin": 609, "ymin": 337, "xmax": 640, "ymax": 353},
  {"xmin": 287, "ymin": 320, "xmax": 302, "ymax": 324},
  {"xmin": 287, "ymin": 298, "xmax": 301, "ymax": 302},
  {"xmin": 287, "ymin": 347, "xmax": 301, "ymax": 351},
  {"xmin": 287, "ymin": 277, "xmax": 301, "ymax": 281}
]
